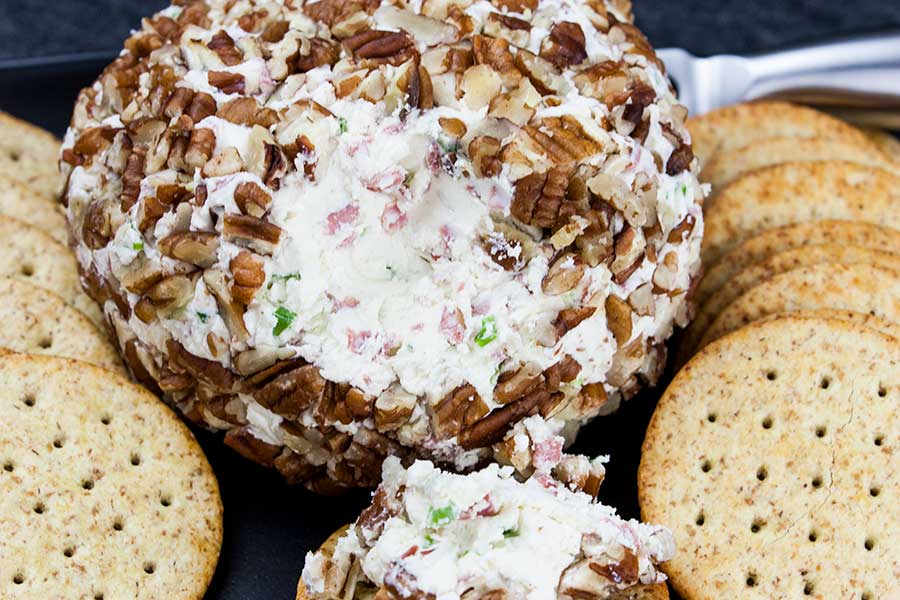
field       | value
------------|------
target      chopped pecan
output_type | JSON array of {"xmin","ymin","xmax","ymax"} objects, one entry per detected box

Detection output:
[
  {"xmin": 544, "ymin": 355, "xmax": 582, "ymax": 392},
  {"xmin": 234, "ymin": 181, "xmax": 272, "ymax": 218},
  {"xmin": 490, "ymin": 0, "xmax": 538, "ymax": 11},
  {"xmin": 146, "ymin": 274, "xmax": 194, "ymax": 318},
  {"xmin": 224, "ymin": 426, "xmax": 280, "ymax": 467},
  {"xmin": 590, "ymin": 550, "xmax": 639, "ymax": 586},
  {"xmin": 586, "ymin": 172, "xmax": 650, "ymax": 228},
  {"xmin": 472, "ymin": 35, "xmax": 520, "ymax": 88},
  {"xmin": 485, "ymin": 12, "xmax": 531, "ymax": 47},
  {"xmin": 167, "ymin": 338, "xmax": 236, "ymax": 391},
  {"xmin": 186, "ymin": 92, "xmax": 218, "ymax": 123},
  {"xmin": 460, "ymin": 64, "xmax": 502, "ymax": 109},
  {"xmin": 208, "ymin": 30, "xmax": 243, "ymax": 66},
  {"xmin": 120, "ymin": 147, "xmax": 146, "ymax": 212},
  {"xmin": 82, "ymin": 199, "xmax": 113, "ymax": 250},
  {"xmin": 610, "ymin": 225, "xmax": 646, "ymax": 284},
  {"xmin": 458, "ymin": 388, "xmax": 549, "ymax": 449},
  {"xmin": 494, "ymin": 363, "xmax": 543, "ymax": 405},
  {"xmin": 433, "ymin": 384, "xmax": 489, "ymax": 438},
  {"xmin": 605, "ymin": 295, "xmax": 633, "ymax": 344},
  {"xmin": 157, "ymin": 231, "xmax": 219, "ymax": 268},
  {"xmin": 297, "ymin": 38, "xmax": 341, "ymax": 72},
  {"xmin": 652, "ymin": 250, "xmax": 680, "ymax": 292},
  {"xmin": 208, "ymin": 71, "xmax": 246, "ymax": 94},
  {"xmin": 621, "ymin": 79, "xmax": 656, "ymax": 124},
  {"xmin": 255, "ymin": 364, "xmax": 326, "ymax": 421},
  {"xmin": 374, "ymin": 388, "xmax": 417, "ymax": 432},
  {"xmin": 184, "ymin": 128, "xmax": 216, "ymax": 170},
  {"xmin": 573, "ymin": 60, "xmax": 628, "ymax": 103},
  {"xmin": 203, "ymin": 269, "xmax": 250, "ymax": 343},
  {"xmin": 482, "ymin": 231, "xmax": 522, "ymax": 270},
  {"xmin": 541, "ymin": 22, "xmax": 587, "ymax": 69},
  {"xmin": 273, "ymin": 449, "xmax": 319, "ymax": 485},
  {"xmin": 628, "ymin": 282, "xmax": 655, "ymax": 316},
  {"xmin": 667, "ymin": 140, "xmax": 695, "ymax": 175},
  {"xmin": 489, "ymin": 78, "xmax": 540, "ymax": 126},
  {"xmin": 512, "ymin": 166, "xmax": 570, "ymax": 228},
  {"xmin": 229, "ymin": 250, "xmax": 265, "ymax": 305},
  {"xmin": 122, "ymin": 338, "xmax": 162, "ymax": 395},
  {"xmin": 202, "ymin": 147, "xmax": 243, "ymax": 178},
  {"xmin": 344, "ymin": 30, "xmax": 418, "ymax": 66},
  {"xmin": 217, "ymin": 96, "xmax": 259, "ymax": 125},
  {"xmin": 304, "ymin": 0, "xmax": 380, "ymax": 27},
  {"xmin": 542, "ymin": 253, "xmax": 585, "ymax": 295},
  {"xmin": 469, "ymin": 136, "xmax": 502, "ymax": 178},
  {"xmin": 514, "ymin": 49, "xmax": 567, "ymax": 96},
  {"xmin": 73, "ymin": 126, "xmax": 116, "ymax": 158},
  {"xmin": 554, "ymin": 306, "xmax": 597, "ymax": 337},
  {"xmin": 223, "ymin": 214, "xmax": 282, "ymax": 255}
]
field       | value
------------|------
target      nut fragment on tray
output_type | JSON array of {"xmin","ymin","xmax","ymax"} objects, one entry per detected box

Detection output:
[
  {"xmin": 300, "ymin": 447, "xmax": 673, "ymax": 599},
  {"xmin": 61, "ymin": 0, "xmax": 705, "ymax": 490}
]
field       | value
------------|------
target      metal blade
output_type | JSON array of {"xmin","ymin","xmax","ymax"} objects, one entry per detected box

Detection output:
[{"xmin": 657, "ymin": 48, "xmax": 755, "ymax": 117}]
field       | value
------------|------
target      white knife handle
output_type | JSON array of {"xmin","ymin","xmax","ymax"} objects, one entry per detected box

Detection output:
[{"xmin": 743, "ymin": 31, "xmax": 900, "ymax": 115}]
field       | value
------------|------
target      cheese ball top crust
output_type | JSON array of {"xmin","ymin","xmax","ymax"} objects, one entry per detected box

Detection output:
[
  {"xmin": 61, "ymin": 0, "xmax": 704, "ymax": 490},
  {"xmin": 301, "ymin": 451, "xmax": 674, "ymax": 599}
]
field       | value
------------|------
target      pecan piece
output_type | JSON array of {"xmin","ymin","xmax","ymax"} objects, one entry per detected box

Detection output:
[
  {"xmin": 82, "ymin": 199, "xmax": 113, "ymax": 250},
  {"xmin": 255, "ymin": 364, "xmax": 326, "ymax": 421},
  {"xmin": 157, "ymin": 231, "xmax": 219, "ymax": 268},
  {"xmin": 490, "ymin": 0, "xmax": 538, "ymax": 10},
  {"xmin": 554, "ymin": 306, "xmax": 597, "ymax": 337},
  {"xmin": 514, "ymin": 49, "xmax": 567, "ymax": 96},
  {"xmin": 511, "ymin": 166, "xmax": 570, "ymax": 228},
  {"xmin": 201, "ymin": 147, "xmax": 243, "ymax": 178},
  {"xmin": 374, "ymin": 388, "xmax": 417, "ymax": 432},
  {"xmin": 469, "ymin": 136, "xmax": 502, "ymax": 178},
  {"xmin": 145, "ymin": 274, "xmax": 194, "ymax": 318},
  {"xmin": 605, "ymin": 295, "xmax": 633, "ymax": 345},
  {"xmin": 472, "ymin": 35, "xmax": 520, "ymax": 88},
  {"xmin": 224, "ymin": 426, "xmax": 280, "ymax": 468},
  {"xmin": 344, "ymin": 30, "xmax": 417, "ymax": 66},
  {"xmin": 208, "ymin": 30, "xmax": 243, "ymax": 66},
  {"xmin": 297, "ymin": 38, "xmax": 341, "ymax": 73},
  {"xmin": 217, "ymin": 97, "xmax": 259, "ymax": 125},
  {"xmin": 542, "ymin": 254, "xmax": 585, "ymax": 295},
  {"xmin": 589, "ymin": 550, "xmax": 639, "ymax": 586},
  {"xmin": 120, "ymin": 147, "xmax": 146, "ymax": 212},
  {"xmin": 610, "ymin": 225, "xmax": 646, "ymax": 284},
  {"xmin": 667, "ymin": 141, "xmax": 695, "ymax": 175},
  {"xmin": 223, "ymin": 214, "xmax": 282, "ymax": 255},
  {"xmin": 304, "ymin": 0, "xmax": 380, "ymax": 27},
  {"xmin": 541, "ymin": 22, "xmax": 587, "ymax": 69},
  {"xmin": 186, "ymin": 92, "xmax": 217, "ymax": 123},
  {"xmin": 494, "ymin": 363, "xmax": 543, "ymax": 405},
  {"xmin": 433, "ymin": 384, "xmax": 489, "ymax": 438},
  {"xmin": 208, "ymin": 71, "xmax": 246, "ymax": 95},
  {"xmin": 229, "ymin": 250, "xmax": 265, "ymax": 305},
  {"xmin": 458, "ymin": 388, "xmax": 549, "ymax": 449},
  {"xmin": 167, "ymin": 338, "xmax": 236, "ymax": 391},
  {"xmin": 184, "ymin": 128, "xmax": 216, "ymax": 170},
  {"xmin": 234, "ymin": 181, "xmax": 272, "ymax": 218}
]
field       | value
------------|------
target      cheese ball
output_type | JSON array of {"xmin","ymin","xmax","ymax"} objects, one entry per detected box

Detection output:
[{"xmin": 62, "ymin": 0, "xmax": 704, "ymax": 491}]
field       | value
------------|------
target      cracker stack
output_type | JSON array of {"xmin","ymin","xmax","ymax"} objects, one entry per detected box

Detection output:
[
  {"xmin": 0, "ymin": 112, "xmax": 224, "ymax": 598},
  {"xmin": 676, "ymin": 102, "xmax": 900, "ymax": 366},
  {"xmin": 640, "ymin": 102, "xmax": 900, "ymax": 599}
]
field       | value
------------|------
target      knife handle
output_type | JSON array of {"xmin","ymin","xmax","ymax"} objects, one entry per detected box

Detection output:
[{"xmin": 743, "ymin": 31, "xmax": 900, "ymax": 127}]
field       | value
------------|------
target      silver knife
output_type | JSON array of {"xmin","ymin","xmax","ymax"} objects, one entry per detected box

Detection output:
[{"xmin": 658, "ymin": 31, "xmax": 900, "ymax": 128}]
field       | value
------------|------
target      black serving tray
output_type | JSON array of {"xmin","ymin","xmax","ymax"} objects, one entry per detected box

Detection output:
[{"xmin": 0, "ymin": 52, "xmax": 666, "ymax": 600}]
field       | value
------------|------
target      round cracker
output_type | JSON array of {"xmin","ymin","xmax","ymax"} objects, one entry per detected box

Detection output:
[
  {"xmin": 701, "ymin": 161, "xmax": 900, "ymax": 265},
  {"xmin": 695, "ymin": 220, "xmax": 900, "ymax": 309},
  {"xmin": 678, "ymin": 245, "xmax": 900, "ymax": 361},
  {"xmin": 295, "ymin": 526, "xmax": 670, "ymax": 600},
  {"xmin": 0, "ymin": 112, "xmax": 61, "ymax": 200},
  {"xmin": 640, "ymin": 317, "xmax": 899, "ymax": 600},
  {"xmin": 0, "ymin": 215, "xmax": 104, "ymax": 328},
  {"xmin": 701, "ymin": 137, "xmax": 897, "ymax": 190},
  {"xmin": 756, "ymin": 309, "xmax": 900, "ymax": 341},
  {"xmin": 0, "ymin": 173, "xmax": 67, "ymax": 243},
  {"xmin": 0, "ymin": 354, "xmax": 222, "ymax": 599},
  {"xmin": 687, "ymin": 101, "xmax": 875, "ymax": 168},
  {"xmin": 860, "ymin": 127, "xmax": 900, "ymax": 161},
  {"xmin": 697, "ymin": 262, "xmax": 900, "ymax": 350},
  {"xmin": 0, "ymin": 278, "xmax": 123, "ymax": 374}
]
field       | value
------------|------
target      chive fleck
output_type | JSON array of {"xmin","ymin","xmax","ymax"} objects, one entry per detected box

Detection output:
[
  {"xmin": 197, "ymin": 312, "xmax": 210, "ymax": 323},
  {"xmin": 338, "ymin": 117, "xmax": 348, "ymax": 134},
  {"xmin": 273, "ymin": 306, "xmax": 297, "ymax": 336},
  {"xmin": 474, "ymin": 316, "xmax": 498, "ymax": 347},
  {"xmin": 427, "ymin": 503, "xmax": 456, "ymax": 528},
  {"xmin": 132, "ymin": 241, "xmax": 144, "ymax": 251},
  {"xmin": 503, "ymin": 528, "xmax": 520, "ymax": 538}
]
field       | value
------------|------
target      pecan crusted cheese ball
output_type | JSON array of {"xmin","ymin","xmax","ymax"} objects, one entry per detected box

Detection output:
[
  {"xmin": 301, "ymin": 450, "xmax": 674, "ymax": 599},
  {"xmin": 61, "ymin": 0, "xmax": 704, "ymax": 490}
]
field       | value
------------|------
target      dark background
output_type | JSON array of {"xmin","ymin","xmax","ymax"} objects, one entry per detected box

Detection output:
[
  {"xmin": 2, "ymin": 0, "xmax": 900, "ymax": 61},
  {"xmin": 0, "ymin": 2, "xmax": 895, "ymax": 599}
]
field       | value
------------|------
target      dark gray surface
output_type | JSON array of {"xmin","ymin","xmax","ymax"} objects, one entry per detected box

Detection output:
[{"xmin": 3, "ymin": 0, "xmax": 900, "ymax": 59}]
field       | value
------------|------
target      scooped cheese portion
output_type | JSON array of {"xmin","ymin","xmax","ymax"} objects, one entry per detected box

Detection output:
[{"xmin": 302, "ymin": 455, "xmax": 674, "ymax": 599}]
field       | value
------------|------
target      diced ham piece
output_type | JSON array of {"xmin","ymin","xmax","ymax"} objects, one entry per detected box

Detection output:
[
  {"xmin": 381, "ymin": 203, "xmax": 408, "ymax": 232},
  {"xmin": 326, "ymin": 204, "xmax": 359, "ymax": 235},
  {"xmin": 440, "ymin": 307, "xmax": 466, "ymax": 345},
  {"xmin": 347, "ymin": 329, "xmax": 373, "ymax": 354}
]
